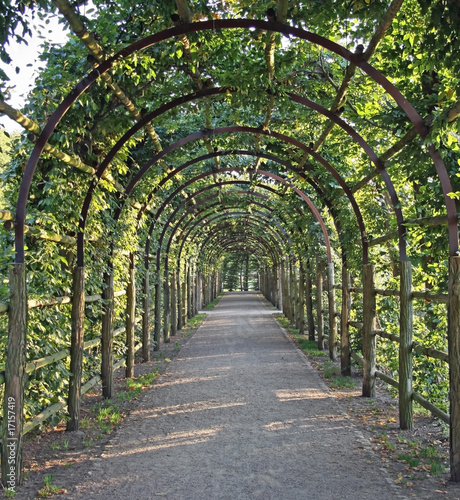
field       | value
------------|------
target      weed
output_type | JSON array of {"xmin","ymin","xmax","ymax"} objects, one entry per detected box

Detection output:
[
  {"xmin": 397, "ymin": 453, "xmax": 420, "ymax": 468},
  {"xmin": 50, "ymin": 442, "xmax": 60, "ymax": 451},
  {"xmin": 65, "ymin": 462, "xmax": 72, "ymax": 469},
  {"xmin": 83, "ymin": 437, "xmax": 93, "ymax": 447},
  {"xmin": 62, "ymin": 439, "xmax": 69, "ymax": 450},
  {"xmin": 420, "ymin": 445, "xmax": 437, "ymax": 459},
  {"xmin": 174, "ymin": 341, "xmax": 181, "ymax": 352},
  {"xmin": 329, "ymin": 376, "xmax": 357, "ymax": 389},
  {"xmin": 322, "ymin": 361, "xmax": 340, "ymax": 379},
  {"xmin": 80, "ymin": 418, "xmax": 91, "ymax": 430},
  {"xmin": 37, "ymin": 475, "xmax": 61, "ymax": 497},
  {"xmin": 3, "ymin": 487, "xmax": 15, "ymax": 498},
  {"xmin": 428, "ymin": 460, "xmax": 446, "ymax": 476}
]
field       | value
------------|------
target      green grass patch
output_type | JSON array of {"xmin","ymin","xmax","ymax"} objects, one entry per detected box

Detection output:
[
  {"xmin": 204, "ymin": 293, "xmax": 224, "ymax": 310},
  {"xmin": 187, "ymin": 313, "xmax": 206, "ymax": 328},
  {"xmin": 294, "ymin": 335, "xmax": 327, "ymax": 357}
]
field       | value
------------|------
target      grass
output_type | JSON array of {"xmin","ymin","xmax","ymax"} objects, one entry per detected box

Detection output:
[
  {"xmin": 37, "ymin": 475, "xmax": 64, "ymax": 498},
  {"xmin": 204, "ymin": 293, "xmax": 224, "ymax": 310}
]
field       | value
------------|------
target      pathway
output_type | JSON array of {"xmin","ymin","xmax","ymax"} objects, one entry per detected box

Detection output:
[{"xmin": 65, "ymin": 292, "xmax": 404, "ymax": 499}]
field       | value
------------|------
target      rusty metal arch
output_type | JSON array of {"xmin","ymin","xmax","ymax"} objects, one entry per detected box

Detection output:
[
  {"xmin": 163, "ymin": 194, "xmax": 291, "ymax": 263},
  {"xmin": 117, "ymin": 133, "xmax": 360, "ymax": 265},
  {"xmin": 14, "ymin": 18, "xmax": 456, "ymax": 266},
  {"xmin": 152, "ymin": 181, "xmax": 295, "ymax": 272},
  {"xmin": 142, "ymin": 166, "xmax": 332, "ymax": 265}
]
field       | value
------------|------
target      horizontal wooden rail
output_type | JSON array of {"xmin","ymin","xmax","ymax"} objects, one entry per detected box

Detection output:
[
  {"xmin": 0, "ymin": 310, "xmax": 138, "ymax": 385},
  {"xmin": 0, "ymin": 289, "xmax": 127, "ymax": 316},
  {"xmin": 350, "ymin": 351, "xmax": 449, "ymax": 423},
  {"xmin": 22, "ymin": 334, "xmax": 143, "ymax": 435}
]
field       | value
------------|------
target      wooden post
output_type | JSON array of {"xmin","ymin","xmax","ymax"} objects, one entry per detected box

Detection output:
[
  {"xmin": 399, "ymin": 260, "xmax": 413, "ymax": 430},
  {"xmin": 2, "ymin": 263, "xmax": 27, "ymax": 489},
  {"xmin": 177, "ymin": 265, "xmax": 183, "ymax": 330},
  {"xmin": 362, "ymin": 263, "xmax": 376, "ymax": 397},
  {"xmin": 154, "ymin": 277, "xmax": 161, "ymax": 351},
  {"xmin": 187, "ymin": 263, "xmax": 192, "ymax": 319},
  {"xmin": 142, "ymin": 268, "xmax": 150, "ymax": 361},
  {"xmin": 298, "ymin": 264, "xmax": 305, "ymax": 335},
  {"xmin": 316, "ymin": 260, "xmax": 324, "ymax": 350},
  {"xmin": 101, "ymin": 268, "xmax": 114, "ymax": 398},
  {"xmin": 341, "ymin": 265, "xmax": 351, "ymax": 376},
  {"xmin": 327, "ymin": 262, "xmax": 338, "ymax": 361},
  {"xmin": 67, "ymin": 266, "xmax": 85, "ymax": 430},
  {"xmin": 125, "ymin": 258, "xmax": 136, "ymax": 378},
  {"xmin": 306, "ymin": 261, "xmax": 315, "ymax": 341},
  {"xmin": 171, "ymin": 268, "xmax": 177, "ymax": 336},
  {"xmin": 163, "ymin": 262, "xmax": 170, "ymax": 344},
  {"xmin": 448, "ymin": 256, "xmax": 460, "ymax": 481},
  {"xmin": 197, "ymin": 272, "xmax": 202, "ymax": 311}
]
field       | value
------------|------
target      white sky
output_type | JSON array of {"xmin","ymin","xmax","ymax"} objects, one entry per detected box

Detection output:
[{"xmin": 0, "ymin": 12, "xmax": 70, "ymax": 133}]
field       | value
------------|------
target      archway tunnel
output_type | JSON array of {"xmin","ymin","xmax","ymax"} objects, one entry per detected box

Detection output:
[{"xmin": 0, "ymin": 0, "xmax": 460, "ymax": 489}]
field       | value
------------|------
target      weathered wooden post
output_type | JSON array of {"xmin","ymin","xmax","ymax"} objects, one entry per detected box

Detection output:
[
  {"xmin": 327, "ymin": 261, "xmax": 338, "ymax": 361},
  {"xmin": 196, "ymin": 271, "xmax": 203, "ymax": 311},
  {"xmin": 399, "ymin": 260, "xmax": 413, "ymax": 429},
  {"xmin": 2, "ymin": 263, "xmax": 27, "ymax": 489},
  {"xmin": 125, "ymin": 254, "xmax": 136, "ymax": 378},
  {"xmin": 306, "ymin": 260, "xmax": 315, "ymax": 341},
  {"xmin": 154, "ymin": 269, "xmax": 161, "ymax": 352},
  {"xmin": 362, "ymin": 263, "xmax": 376, "ymax": 397},
  {"xmin": 341, "ymin": 265, "xmax": 351, "ymax": 376},
  {"xmin": 448, "ymin": 256, "xmax": 460, "ymax": 481},
  {"xmin": 171, "ymin": 268, "xmax": 177, "ymax": 336},
  {"xmin": 101, "ymin": 265, "xmax": 114, "ymax": 398},
  {"xmin": 316, "ymin": 259, "xmax": 324, "ymax": 350},
  {"xmin": 142, "ymin": 265, "xmax": 150, "ymax": 361},
  {"xmin": 163, "ymin": 261, "xmax": 170, "ymax": 344},
  {"xmin": 177, "ymin": 263, "xmax": 183, "ymax": 330},
  {"xmin": 67, "ymin": 265, "xmax": 85, "ymax": 430},
  {"xmin": 187, "ymin": 262, "xmax": 192, "ymax": 319},
  {"xmin": 298, "ymin": 264, "xmax": 305, "ymax": 335}
]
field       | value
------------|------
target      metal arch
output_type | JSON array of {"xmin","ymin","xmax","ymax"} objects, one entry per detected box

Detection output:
[
  {"xmin": 15, "ymin": 19, "xmax": 457, "ymax": 264},
  {"xmin": 145, "ymin": 180, "xmax": 292, "ymax": 269},
  {"xmin": 143, "ymin": 166, "xmax": 331, "ymax": 264},
  {"xmin": 170, "ymin": 209, "xmax": 289, "ymax": 269},
  {"xmin": 176, "ymin": 213, "xmax": 290, "ymax": 266},
  {"xmin": 79, "ymin": 91, "xmax": 368, "ymax": 264},
  {"xmin": 119, "ymin": 135, "xmax": 358, "ymax": 264},
  {"xmin": 146, "ymin": 177, "xmax": 285, "ymax": 269},
  {"xmin": 178, "ymin": 212, "xmax": 291, "ymax": 265},
  {"xmin": 201, "ymin": 236, "xmax": 274, "ymax": 268},
  {"xmin": 163, "ymin": 197, "xmax": 284, "ymax": 258},
  {"xmin": 189, "ymin": 220, "xmax": 283, "ymax": 266}
]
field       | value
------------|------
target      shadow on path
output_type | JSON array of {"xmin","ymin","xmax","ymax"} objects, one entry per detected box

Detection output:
[{"xmin": 66, "ymin": 292, "xmax": 405, "ymax": 500}]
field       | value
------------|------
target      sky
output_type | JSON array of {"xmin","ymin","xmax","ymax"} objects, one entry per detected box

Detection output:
[{"xmin": 0, "ymin": 11, "xmax": 70, "ymax": 133}]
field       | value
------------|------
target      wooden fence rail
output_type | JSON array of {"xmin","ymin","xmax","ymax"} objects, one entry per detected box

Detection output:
[{"xmin": 350, "ymin": 351, "xmax": 449, "ymax": 424}]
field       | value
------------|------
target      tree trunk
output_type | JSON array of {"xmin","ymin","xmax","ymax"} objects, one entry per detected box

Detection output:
[
  {"xmin": 101, "ymin": 269, "xmax": 114, "ymax": 398},
  {"xmin": 142, "ymin": 268, "xmax": 150, "ymax": 361},
  {"xmin": 171, "ymin": 268, "xmax": 177, "ymax": 336},
  {"xmin": 316, "ymin": 261, "xmax": 324, "ymax": 350},
  {"xmin": 448, "ymin": 256, "xmax": 460, "ymax": 481},
  {"xmin": 154, "ymin": 280, "xmax": 161, "ymax": 352},
  {"xmin": 362, "ymin": 264, "xmax": 376, "ymax": 397},
  {"xmin": 2, "ymin": 264, "xmax": 27, "ymax": 489},
  {"xmin": 399, "ymin": 260, "xmax": 413, "ymax": 429},
  {"xmin": 327, "ymin": 262, "xmax": 338, "ymax": 361},
  {"xmin": 163, "ymin": 262, "xmax": 170, "ymax": 344},
  {"xmin": 67, "ymin": 266, "xmax": 85, "ymax": 430},
  {"xmin": 125, "ymin": 261, "xmax": 136, "ymax": 378},
  {"xmin": 341, "ymin": 265, "xmax": 351, "ymax": 376},
  {"xmin": 306, "ymin": 261, "xmax": 315, "ymax": 341}
]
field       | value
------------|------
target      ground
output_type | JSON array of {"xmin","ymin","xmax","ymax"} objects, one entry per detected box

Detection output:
[{"xmin": 4, "ymin": 298, "xmax": 460, "ymax": 499}]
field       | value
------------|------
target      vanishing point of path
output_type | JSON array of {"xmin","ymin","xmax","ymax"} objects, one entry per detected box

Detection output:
[{"xmin": 66, "ymin": 292, "xmax": 404, "ymax": 500}]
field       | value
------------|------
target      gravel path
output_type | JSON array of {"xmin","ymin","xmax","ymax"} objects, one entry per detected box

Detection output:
[{"xmin": 65, "ymin": 292, "xmax": 405, "ymax": 500}]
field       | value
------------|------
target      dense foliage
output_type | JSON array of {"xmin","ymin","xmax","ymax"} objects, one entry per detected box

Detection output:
[{"xmin": 0, "ymin": 0, "xmax": 459, "ymax": 426}]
